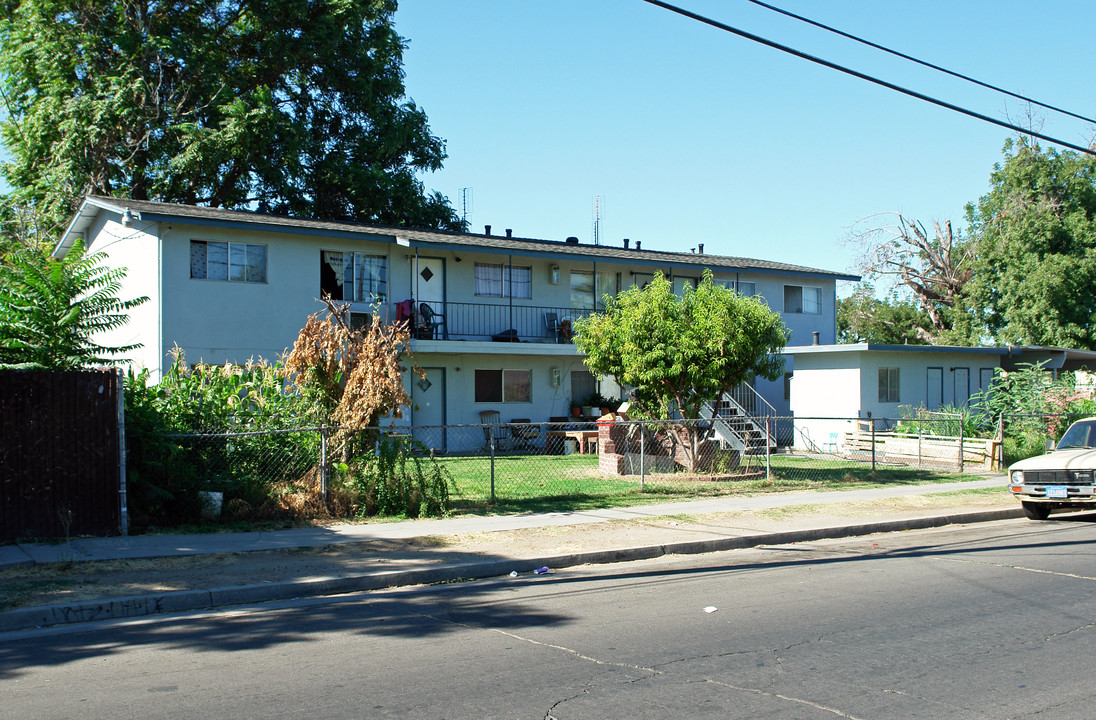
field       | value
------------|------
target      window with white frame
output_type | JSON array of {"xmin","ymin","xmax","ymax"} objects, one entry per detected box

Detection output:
[
  {"xmin": 474, "ymin": 263, "xmax": 532, "ymax": 298},
  {"xmin": 320, "ymin": 251, "xmax": 387, "ymax": 304},
  {"xmin": 878, "ymin": 367, "xmax": 900, "ymax": 403},
  {"xmin": 784, "ymin": 284, "xmax": 821, "ymax": 314},
  {"xmin": 474, "ymin": 369, "xmax": 532, "ymax": 403},
  {"xmin": 191, "ymin": 240, "xmax": 267, "ymax": 283}
]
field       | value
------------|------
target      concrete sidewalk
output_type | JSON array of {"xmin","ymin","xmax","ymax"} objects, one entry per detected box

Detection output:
[
  {"xmin": 0, "ymin": 478, "xmax": 1007, "ymax": 568},
  {"xmin": 1, "ymin": 477, "xmax": 1019, "ymax": 632}
]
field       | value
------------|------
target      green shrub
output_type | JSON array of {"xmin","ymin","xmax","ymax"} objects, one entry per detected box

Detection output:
[{"xmin": 340, "ymin": 434, "xmax": 454, "ymax": 518}]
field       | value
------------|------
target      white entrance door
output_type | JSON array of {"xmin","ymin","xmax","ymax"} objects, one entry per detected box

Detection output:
[
  {"xmin": 412, "ymin": 367, "xmax": 446, "ymax": 451},
  {"xmin": 415, "ymin": 257, "xmax": 445, "ymax": 305},
  {"xmin": 415, "ymin": 256, "xmax": 446, "ymax": 338}
]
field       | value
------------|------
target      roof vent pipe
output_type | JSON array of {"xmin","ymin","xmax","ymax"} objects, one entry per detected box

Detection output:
[
  {"xmin": 636, "ymin": 240, "xmax": 641, "ymax": 250},
  {"xmin": 698, "ymin": 243, "xmax": 704, "ymax": 254},
  {"xmin": 485, "ymin": 225, "xmax": 491, "ymax": 235},
  {"xmin": 812, "ymin": 331, "xmax": 820, "ymax": 345},
  {"xmin": 505, "ymin": 228, "xmax": 512, "ymax": 237},
  {"xmin": 565, "ymin": 236, "xmax": 579, "ymax": 244},
  {"xmin": 623, "ymin": 238, "xmax": 630, "ymax": 249}
]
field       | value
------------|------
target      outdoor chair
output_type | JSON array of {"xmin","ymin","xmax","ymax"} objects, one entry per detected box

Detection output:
[
  {"xmin": 544, "ymin": 312, "xmax": 562, "ymax": 343},
  {"xmin": 509, "ymin": 418, "xmax": 541, "ymax": 450},
  {"xmin": 420, "ymin": 302, "xmax": 448, "ymax": 339},
  {"xmin": 479, "ymin": 410, "xmax": 509, "ymax": 450}
]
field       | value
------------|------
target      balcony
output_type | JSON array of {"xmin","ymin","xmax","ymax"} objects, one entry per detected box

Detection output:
[{"xmin": 406, "ymin": 301, "xmax": 595, "ymax": 344}]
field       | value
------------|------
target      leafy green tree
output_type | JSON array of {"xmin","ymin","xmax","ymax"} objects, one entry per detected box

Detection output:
[
  {"xmin": 573, "ymin": 270, "xmax": 789, "ymax": 469},
  {"xmin": 837, "ymin": 284, "xmax": 932, "ymax": 345},
  {"xmin": 0, "ymin": 0, "xmax": 462, "ymax": 238},
  {"xmin": 965, "ymin": 138, "xmax": 1096, "ymax": 349},
  {"xmin": 0, "ymin": 241, "xmax": 147, "ymax": 369}
]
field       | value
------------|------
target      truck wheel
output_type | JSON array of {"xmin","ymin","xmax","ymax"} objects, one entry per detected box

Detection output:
[{"xmin": 1022, "ymin": 502, "xmax": 1051, "ymax": 520}]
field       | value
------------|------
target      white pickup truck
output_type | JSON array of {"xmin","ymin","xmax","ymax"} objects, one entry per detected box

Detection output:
[{"xmin": 1009, "ymin": 418, "xmax": 1096, "ymax": 520}]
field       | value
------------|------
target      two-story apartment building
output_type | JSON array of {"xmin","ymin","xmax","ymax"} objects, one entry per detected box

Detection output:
[{"xmin": 56, "ymin": 196, "xmax": 858, "ymax": 450}]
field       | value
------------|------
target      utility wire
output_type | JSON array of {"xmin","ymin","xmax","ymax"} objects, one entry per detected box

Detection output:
[
  {"xmin": 641, "ymin": 0, "xmax": 1096, "ymax": 156},
  {"xmin": 744, "ymin": 0, "xmax": 1096, "ymax": 126}
]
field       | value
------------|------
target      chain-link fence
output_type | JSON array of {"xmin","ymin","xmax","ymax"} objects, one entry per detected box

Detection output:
[{"xmin": 145, "ymin": 413, "xmax": 1019, "ymax": 525}]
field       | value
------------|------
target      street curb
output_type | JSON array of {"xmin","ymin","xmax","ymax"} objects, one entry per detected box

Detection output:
[{"xmin": 0, "ymin": 508, "xmax": 1025, "ymax": 633}]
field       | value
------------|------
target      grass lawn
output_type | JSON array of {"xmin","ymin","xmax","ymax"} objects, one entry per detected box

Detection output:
[{"xmin": 438, "ymin": 451, "xmax": 992, "ymax": 516}]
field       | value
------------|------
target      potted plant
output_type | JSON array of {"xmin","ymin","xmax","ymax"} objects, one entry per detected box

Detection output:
[{"xmin": 571, "ymin": 401, "xmax": 582, "ymax": 418}]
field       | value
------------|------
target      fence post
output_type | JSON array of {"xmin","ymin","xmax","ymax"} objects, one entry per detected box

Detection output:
[
  {"xmin": 917, "ymin": 417, "xmax": 923, "ymax": 469},
  {"xmin": 959, "ymin": 418, "xmax": 965, "ymax": 473},
  {"xmin": 320, "ymin": 425, "xmax": 329, "ymax": 500},
  {"xmin": 117, "ymin": 369, "xmax": 129, "ymax": 537},
  {"xmin": 639, "ymin": 422, "xmax": 646, "ymax": 491},
  {"xmin": 765, "ymin": 416, "xmax": 771, "ymax": 481},
  {"xmin": 490, "ymin": 435, "xmax": 496, "ymax": 502},
  {"xmin": 871, "ymin": 420, "xmax": 876, "ymax": 473}
]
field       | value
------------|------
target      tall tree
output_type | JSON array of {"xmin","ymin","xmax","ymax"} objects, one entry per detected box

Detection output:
[
  {"xmin": 845, "ymin": 212, "xmax": 976, "ymax": 344},
  {"xmin": 837, "ymin": 284, "xmax": 931, "ymax": 345},
  {"xmin": 573, "ymin": 271, "xmax": 789, "ymax": 470},
  {"xmin": 0, "ymin": 0, "xmax": 462, "ymax": 238},
  {"xmin": 965, "ymin": 138, "xmax": 1096, "ymax": 349},
  {"xmin": 0, "ymin": 241, "xmax": 147, "ymax": 370}
]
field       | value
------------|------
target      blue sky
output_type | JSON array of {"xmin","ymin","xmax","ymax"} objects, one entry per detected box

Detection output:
[{"xmin": 394, "ymin": 1, "xmax": 1096, "ymax": 293}]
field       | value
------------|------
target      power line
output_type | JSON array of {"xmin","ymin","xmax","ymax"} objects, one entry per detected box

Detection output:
[
  {"xmin": 743, "ymin": 0, "xmax": 1096, "ymax": 127},
  {"xmin": 640, "ymin": 0, "xmax": 1096, "ymax": 156}
]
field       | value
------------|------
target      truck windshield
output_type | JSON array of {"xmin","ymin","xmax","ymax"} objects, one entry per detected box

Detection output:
[{"xmin": 1058, "ymin": 421, "xmax": 1096, "ymax": 449}]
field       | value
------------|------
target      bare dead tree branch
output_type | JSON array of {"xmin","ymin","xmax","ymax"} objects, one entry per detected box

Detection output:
[{"xmin": 842, "ymin": 211, "xmax": 974, "ymax": 337}]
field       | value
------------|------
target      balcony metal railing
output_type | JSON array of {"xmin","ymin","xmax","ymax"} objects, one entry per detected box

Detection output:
[{"xmin": 408, "ymin": 301, "xmax": 596, "ymax": 343}]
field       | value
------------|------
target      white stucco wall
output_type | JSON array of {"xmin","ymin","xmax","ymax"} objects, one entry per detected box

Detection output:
[
  {"xmin": 79, "ymin": 206, "xmax": 843, "ymax": 438},
  {"xmin": 788, "ymin": 345, "xmax": 1005, "ymax": 451},
  {"xmin": 158, "ymin": 224, "xmax": 396, "ymax": 369},
  {"xmin": 83, "ymin": 215, "xmax": 164, "ymax": 377}
]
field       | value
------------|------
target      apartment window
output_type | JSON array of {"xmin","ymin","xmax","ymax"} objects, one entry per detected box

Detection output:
[
  {"xmin": 474, "ymin": 369, "xmax": 532, "ymax": 403},
  {"xmin": 570, "ymin": 270, "xmax": 594, "ymax": 309},
  {"xmin": 349, "ymin": 312, "xmax": 372, "ymax": 331},
  {"xmin": 878, "ymin": 367, "xmax": 900, "ymax": 403},
  {"xmin": 784, "ymin": 285, "xmax": 821, "ymax": 314},
  {"xmin": 784, "ymin": 372, "xmax": 793, "ymax": 401},
  {"xmin": 673, "ymin": 277, "xmax": 698, "ymax": 296},
  {"xmin": 191, "ymin": 240, "xmax": 267, "ymax": 283},
  {"xmin": 321, "ymin": 251, "xmax": 387, "ymax": 304},
  {"xmin": 720, "ymin": 280, "xmax": 757, "ymax": 296},
  {"xmin": 474, "ymin": 263, "xmax": 531, "ymax": 298}
]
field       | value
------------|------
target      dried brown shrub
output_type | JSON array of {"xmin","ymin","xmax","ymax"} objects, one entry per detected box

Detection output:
[{"xmin": 281, "ymin": 297, "xmax": 421, "ymax": 432}]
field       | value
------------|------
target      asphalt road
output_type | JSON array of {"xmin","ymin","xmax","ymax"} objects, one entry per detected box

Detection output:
[{"xmin": 4, "ymin": 516, "xmax": 1096, "ymax": 719}]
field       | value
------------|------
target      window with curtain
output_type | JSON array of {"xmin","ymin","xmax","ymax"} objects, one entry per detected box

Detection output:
[
  {"xmin": 570, "ymin": 270, "xmax": 594, "ymax": 309},
  {"xmin": 474, "ymin": 263, "xmax": 531, "ymax": 298},
  {"xmin": 596, "ymin": 271, "xmax": 618, "ymax": 309},
  {"xmin": 783, "ymin": 285, "xmax": 821, "ymax": 314},
  {"xmin": 320, "ymin": 251, "xmax": 387, "ymax": 303},
  {"xmin": 474, "ymin": 369, "xmax": 532, "ymax": 402},
  {"xmin": 191, "ymin": 240, "xmax": 266, "ymax": 283}
]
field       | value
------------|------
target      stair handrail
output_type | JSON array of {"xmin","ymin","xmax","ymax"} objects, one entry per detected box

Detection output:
[
  {"xmin": 699, "ymin": 402, "xmax": 748, "ymax": 454},
  {"xmin": 718, "ymin": 386, "xmax": 776, "ymax": 451}
]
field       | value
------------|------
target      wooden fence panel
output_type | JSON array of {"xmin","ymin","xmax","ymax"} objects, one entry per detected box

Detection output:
[{"xmin": 0, "ymin": 370, "xmax": 120, "ymax": 541}]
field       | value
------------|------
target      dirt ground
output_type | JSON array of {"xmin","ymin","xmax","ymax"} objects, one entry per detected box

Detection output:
[{"xmin": 0, "ymin": 491, "xmax": 1017, "ymax": 612}]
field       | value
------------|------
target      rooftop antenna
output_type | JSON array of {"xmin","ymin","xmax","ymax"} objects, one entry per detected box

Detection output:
[
  {"xmin": 459, "ymin": 187, "xmax": 473, "ymax": 224},
  {"xmin": 592, "ymin": 195, "xmax": 604, "ymax": 246}
]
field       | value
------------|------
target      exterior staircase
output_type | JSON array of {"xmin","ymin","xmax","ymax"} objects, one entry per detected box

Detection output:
[{"xmin": 701, "ymin": 384, "xmax": 777, "ymax": 456}]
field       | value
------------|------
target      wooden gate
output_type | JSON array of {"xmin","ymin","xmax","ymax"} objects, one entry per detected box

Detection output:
[{"xmin": 0, "ymin": 370, "xmax": 121, "ymax": 541}]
